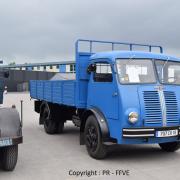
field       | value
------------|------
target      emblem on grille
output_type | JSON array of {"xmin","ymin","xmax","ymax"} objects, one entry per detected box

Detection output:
[{"xmin": 154, "ymin": 85, "xmax": 165, "ymax": 91}]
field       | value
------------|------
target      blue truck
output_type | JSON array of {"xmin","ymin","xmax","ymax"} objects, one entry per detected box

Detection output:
[{"xmin": 30, "ymin": 39, "xmax": 180, "ymax": 159}]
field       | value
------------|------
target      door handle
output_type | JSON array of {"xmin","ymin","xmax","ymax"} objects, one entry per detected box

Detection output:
[{"xmin": 112, "ymin": 92, "xmax": 118, "ymax": 97}]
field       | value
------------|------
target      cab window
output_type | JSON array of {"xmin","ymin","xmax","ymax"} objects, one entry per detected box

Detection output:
[
  {"xmin": 93, "ymin": 62, "xmax": 113, "ymax": 82},
  {"xmin": 155, "ymin": 60, "xmax": 180, "ymax": 85},
  {"xmin": 116, "ymin": 59, "xmax": 156, "ymax": 84}
]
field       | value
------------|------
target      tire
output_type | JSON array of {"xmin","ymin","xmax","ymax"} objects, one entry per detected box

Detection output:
[
  {"xmin": 57, "ymin": 121, "xmax": 64, "ymax": 134},
  {"xmin": 39, "ymin": 108, "xmax": 45, "ymax": 125},
  {"xmin": 84, "ymin": 115, "xmax": 107, "ymax": 159},
  {"xmin": 1, "ymin": 145, "xmax": 18, "ymax": 171},
  {"xmin": 43, "ymin": 106, "xmax": 58, "ymax": 134},
  {"xmin": 159, "ymin": 141, "xmax": 180, "ymax": 152}
]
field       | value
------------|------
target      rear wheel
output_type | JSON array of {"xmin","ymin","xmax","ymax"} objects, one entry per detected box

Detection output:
[
  {"xmin": 42, "ymin": 106, "xmax": 58, "ymax": 134},
  {"xmin": 42, "ymin": 105, "xmax": 64, "ymax": 134},
  {"xmin": 84, "ymin": 115, "xmax": 107, "ymax": 159},
  {"xmin": 1, "ymin": 145, "xmax": 18, "ymax": 171},
  {"xmin": 159, "ymin": 141, "xmax": 180, "ymax": 152},
  {"xmin": 58, "ymin": 121, "xmax": 64, "ymax": 134}
]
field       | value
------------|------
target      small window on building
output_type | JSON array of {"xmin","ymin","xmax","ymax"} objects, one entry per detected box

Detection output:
[
  {"xmin": 70, "ymin": 64, "xmax": 75, "ymax": 72},
  {"xmin": 70, "ymin": 64, "xmax": 73, "ymax": 72}
]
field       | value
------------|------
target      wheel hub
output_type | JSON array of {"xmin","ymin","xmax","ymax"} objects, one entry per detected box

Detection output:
[{"xmin": 86, "ymin": 125, "xmax": 98, "ymax": 152}]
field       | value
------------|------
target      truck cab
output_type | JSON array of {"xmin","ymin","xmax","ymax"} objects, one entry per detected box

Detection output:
[
  {"xmin": 87, "ymin": 50, "xmax": 180, "ymax": 145},
  {"xmin": 31, "ymin": 39, "xmax": 180, "ymax": 159}
]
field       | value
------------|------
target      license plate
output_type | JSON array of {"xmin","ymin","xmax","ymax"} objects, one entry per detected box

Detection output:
[
  {"xmin": 156, "ymin": 129, "xmax": 178, "ymax": 137},
  {"xmin": 0, "ymin": 138, "xmax": 13, "ymax": 147}
]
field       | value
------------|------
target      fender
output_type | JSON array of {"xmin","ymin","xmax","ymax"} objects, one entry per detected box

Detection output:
[
  {"xmin": 90, "ymin": 108, "xmax": 109, "ymax": 140},
  {"xmin": 80, "ymin": 108, "xmax": 114, "ymax": 145},
  {"xmin": 0, "ymin": 108, "xmax": 22, "ymax": 137}
]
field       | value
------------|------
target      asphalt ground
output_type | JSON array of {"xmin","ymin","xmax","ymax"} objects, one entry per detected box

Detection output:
[{"xmin": 0, "ymin": 92, "xmax": 180, "ymax": 180}]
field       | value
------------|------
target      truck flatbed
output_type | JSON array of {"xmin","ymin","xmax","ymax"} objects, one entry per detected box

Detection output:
[{"xmin": 30, "ymin": 80, "xmax": 76, "ymax": 107}]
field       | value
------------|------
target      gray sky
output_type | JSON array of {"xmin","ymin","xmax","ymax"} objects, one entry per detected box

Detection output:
[{"xmin": 0, "ymin": 0, "xmax": 179, "ymax": 64}]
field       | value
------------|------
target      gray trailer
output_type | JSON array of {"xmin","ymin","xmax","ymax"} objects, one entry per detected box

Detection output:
[{"xmin": 0, "ymin": 70, "xmax": 23, "ymax": 171}]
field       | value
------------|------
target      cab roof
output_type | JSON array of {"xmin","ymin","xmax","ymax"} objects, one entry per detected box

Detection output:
[{"xmin": 91, "ymin": 51, "xmax": 180, "ymax": 62}]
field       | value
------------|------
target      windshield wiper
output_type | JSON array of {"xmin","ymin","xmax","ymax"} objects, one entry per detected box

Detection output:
[{"xmin": 127, "ymin": 55, "xmax": 136, "ymax": 64}]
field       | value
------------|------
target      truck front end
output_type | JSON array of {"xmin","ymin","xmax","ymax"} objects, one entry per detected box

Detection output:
[{"xmin": 114, "ymin": 53, "xmax": 180, "ymax": 147}]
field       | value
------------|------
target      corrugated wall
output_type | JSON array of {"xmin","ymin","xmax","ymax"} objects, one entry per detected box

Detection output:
[{"xmin": 3, "ymin": 69, "xmax": 56, "ymax": 92}]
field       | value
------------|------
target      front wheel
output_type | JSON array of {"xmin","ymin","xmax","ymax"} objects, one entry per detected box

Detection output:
[
  {"xmin": 159, "ymin": 141, "xmax": 180, "ymax": 152},
  {"xmin": 1, "ymin": 145, "xmax": 18, "ymax": 171},
  {"xmin": 84, "ymin": 115, "xmax": 107, "ymax": 159}
]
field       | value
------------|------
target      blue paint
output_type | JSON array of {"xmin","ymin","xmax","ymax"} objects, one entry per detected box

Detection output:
[
  {"xmin": 27, "ymin": 67, "xmax": 32, "ymax": 71},
  {"xmin": 30, "ymin": 39, "xmax": 180, "ymax": 145},
  {"xmin": 59, "ymin": 64, "xmax": 66, "ymax": 73},
  {"xmin": 30, "ymin": 80, "xmax": 76, "ymax": 106}
]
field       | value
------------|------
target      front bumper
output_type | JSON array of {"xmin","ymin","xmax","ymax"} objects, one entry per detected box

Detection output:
[
  {"xmin": 0, "ymin": 136, "xmax": 23, "ymax": 147},
  {"xmin": 122, "ymin": 126, "xmax": 180, "ymax": 138}
]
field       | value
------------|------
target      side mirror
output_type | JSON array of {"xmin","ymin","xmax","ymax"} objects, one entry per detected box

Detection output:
[
  {"xmin": 4, "ymin": 71, "xmax": 9, "ymax": 78},
  {"xmin": 87, "ymin": 64, "xmax": 96, "ymax": 74}
]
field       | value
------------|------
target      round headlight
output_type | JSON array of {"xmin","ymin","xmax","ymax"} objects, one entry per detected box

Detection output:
[{"xmin": 128, "ymin": 112, "xmax": 138, "ymax": 124}]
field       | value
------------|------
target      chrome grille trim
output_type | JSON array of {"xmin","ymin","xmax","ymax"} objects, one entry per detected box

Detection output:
[
  {"xmin": 158, "ymin": 89, "xmax": 167, "ymax": 126},
  {"xmin": 123, "ymin": 134, "xmax": 154, "ymax": 137},
  {"xmin": 123, "ymin": 128, "xmax": 155, "ymax": 132}
]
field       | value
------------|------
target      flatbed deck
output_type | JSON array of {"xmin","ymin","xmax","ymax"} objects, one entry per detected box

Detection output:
[{"xmin": 30, "ymin": 80, "xmax": 76, "ymax": 107}]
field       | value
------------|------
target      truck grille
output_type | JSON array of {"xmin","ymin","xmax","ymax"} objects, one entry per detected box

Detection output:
[
  {"xmin": 143, "ymin": 91, "xmax": 179, "ymax": 126},
  {"xmin": 144, "ymin": 91, "xmax": 162, "ymax": 125},
  {"xmin": 164, "ymin": 91, "xmax": 179, "ymax": 124}
]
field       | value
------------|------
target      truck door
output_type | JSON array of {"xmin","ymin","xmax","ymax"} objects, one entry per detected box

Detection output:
[{"xmin": 87, "ymin": 61, "xmax": 118, "ymax": 120}]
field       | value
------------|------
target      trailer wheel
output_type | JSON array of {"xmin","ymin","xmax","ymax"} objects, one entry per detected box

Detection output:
[
  {"xmin": 1, "ymin": 145, "xmax": 18, "ymax": 171},
  {"xmin": 43, "ymin": 106, "xmax": 58, "ymax": 134},
  {"xmin": 84, "ymin": 115, "xmax": 107, "ymax": 159},
  {"xmin": 159, "ymin": 141, "xmax": 180, "ymax": 152}
]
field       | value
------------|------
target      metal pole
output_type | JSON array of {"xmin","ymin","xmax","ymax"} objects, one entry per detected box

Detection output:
[{"xmin": 20, "ymin": 100, "xmax": 23, "ymax": 127}]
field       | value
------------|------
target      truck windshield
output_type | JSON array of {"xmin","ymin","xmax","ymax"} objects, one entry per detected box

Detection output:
[
  {"xmin": 155, "ymin": 60, "xmax": 180, "ymax": 85},
  {"xmin": 116, "ymin": 59, "xmax": 156, "ymax": 84}
]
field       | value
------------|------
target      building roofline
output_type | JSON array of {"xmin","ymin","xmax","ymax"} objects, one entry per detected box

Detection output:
[{"xmin": 0, "ymin": 61, "xmax": 75, "ymax": 68}]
